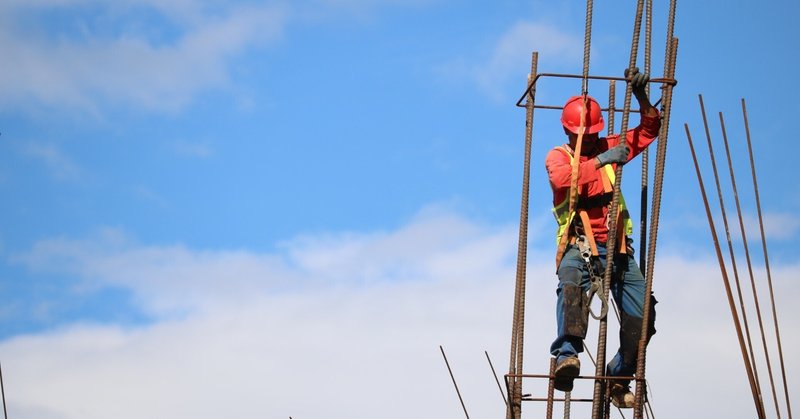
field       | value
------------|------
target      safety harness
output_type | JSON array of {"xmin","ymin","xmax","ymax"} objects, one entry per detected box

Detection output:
[{"xmin": 552, "ymin": 145, "xmax": 634, "ymax": 319}]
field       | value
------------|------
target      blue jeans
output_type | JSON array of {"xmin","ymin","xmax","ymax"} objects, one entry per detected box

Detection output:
[{"xmin": 550, "ymin": 242, "xmax": 654, "ymax": 377}]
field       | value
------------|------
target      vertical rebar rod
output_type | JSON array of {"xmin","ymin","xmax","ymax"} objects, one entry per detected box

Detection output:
[
  {"xmin": 593, "ymin": 1, "xmax": 645, "ymax": 417},
  {"xmin": 742, "ymin": 98, "xmax": 793, "ymax": 419},
  {"xmin": 547, "ymin": 358, "xmax": 556, "ymax": 419},
  {"xmin": 720, "ymin": 111, "xmax": 780, "ymax": 418},
  {"xmin": 684, "ymin": 123, "xmax": 765, "ymax": 419},
  {"xmin": 608, "ymin": 81, "xmax": 617, "ymax": 135},
  {"xmin": 582, "ymin": 0, "xmax": 594, "ymax": 94},
  {"xmin": 699, "ymin": 97, "xmax": 765, "ymax": 419},
  {"xmin": 506, "ymin": 51, "xmax": 537, "ymax": 419},
  {"xmin": 634, "ymin": 0, "xmax": 679, "ymax": 409},
  {"xmin": 638, "ymin": 0, "xmax": 654, "ymax": 275},
  {"xmin": 441, "ymin": 346, "xmax": 470, "ymax": 419},
  {"xmin": 557, "ymin": 0, "xmax": 597, "ymax": 267},
  {"xmin": 635, "ymin": 35, "xmax": 678, "ymax": 418}
]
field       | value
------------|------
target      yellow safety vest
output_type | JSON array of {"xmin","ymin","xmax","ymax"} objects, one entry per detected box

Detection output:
[{"xmin": 552, "ymin": 146, "xmax": 634, "ymax": 247}]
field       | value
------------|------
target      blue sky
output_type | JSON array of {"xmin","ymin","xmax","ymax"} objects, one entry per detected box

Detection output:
[{"xmin": 0, "ymin": 0, "xmax": 797, "ymax": 418}]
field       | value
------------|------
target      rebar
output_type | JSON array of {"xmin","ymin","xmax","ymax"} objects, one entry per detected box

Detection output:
[
  {"xmin": 742, "ymin": 98, "xmax": 793, "ymax": 418},
  {"xmin": 582, "ymin": 0, "xmax": 593, "ymax": 94},
  {"xmin": 487, "ymin": 351, "xmax": 508, "ymax": 407},
  {"xmin": 0, "ymin": 362, "xmax": 6, "ymax": 419},
  {"xmin": 440, "ymin": 346, "xmax": 470, "ymax": 419},
  {"xmin": 516, "ymin": 74, "xmax": 676, "ymax": 108},
  {"xmin": 634, "ymin": 0, "xmax": 679, "ymax": 407},
  {"xmin": 547, "ymin": 358, "xmax": 556, "ymax": 419},
  {"xmin": 506, "ymin": 51, "xmax": 537, "ymax": 419},
  {"xmin": 684, "ymin": 123, "xmax": 765, "ymax": 419},
  {"xmin": 699, "ymin": 96, "xmax": 765, "ymax": 418},
  {"xmin": 592, "ymin": 1, "xmax": 646, "ymax": 417},
  {"xmin": 638, "ymin": 0, "xmax": 653, "ymax": 276},
  {"xmin": 720, "ymin": 110, "xmax": 780, "ymax": 417}
]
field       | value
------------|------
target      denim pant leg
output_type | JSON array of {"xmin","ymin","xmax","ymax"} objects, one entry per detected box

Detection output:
[
  {"xmin": 608, "ymin": 253, "xmax": 649, "ymax": 377},
  {"xmin": 550, "ymin": 245, "xmax": 592, "ymax": 360},
  {"xmin": 611, "ymin": 254, "xmax": 646, "ymax": 318}
]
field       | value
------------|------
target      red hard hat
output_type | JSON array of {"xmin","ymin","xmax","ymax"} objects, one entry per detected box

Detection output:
[{"xmin": 561, "ymin": 95, "xmax": 604, "ymax": 134}]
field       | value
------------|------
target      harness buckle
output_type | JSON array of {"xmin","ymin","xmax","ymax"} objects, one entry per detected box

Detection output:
[{"xmin": 575, "ymin": 234, "xmax": 609, "ymax": 320}]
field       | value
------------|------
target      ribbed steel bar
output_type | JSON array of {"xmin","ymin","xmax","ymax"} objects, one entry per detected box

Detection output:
[
  {"xmin": 556, "ymin": 0, "xmax": 597, "ymax": 273},
  {"xmin": 699, "ymin": 97, "xmax": 765, "ymax": 419},
  {"xmin": 527, "ymin": 397, "xmax": 594, "ymax": 403},
  {"xmin": 506, "ymin": 52, "xmax": 537, "ymax": 419},
  {"xmin": 563, "ymin": 0, "xmax": 595, "ymax": 283},
  {"xmin": 533, "ymin": 104, "xmax": 648, "ymax": 114},
  {"xmin": 592, "ymin": 1, "xmax": 646, "ymax": 417},
  {"xmin": 440, "ymin": 346, "xmax": 470, "ymax": 419},
  {"xmin": 516, "ymin": 74, "xmax": 676, "ymax": 107},
  {"xmin": 633, "ymin": 0, "xmax": 678, "ymax": 412},
  {"xmin": 634, "ymin": 35, "xmax": 677, "ymax": 419},
  {"xmin": 0, "ymin": 362, "xmax": 6, "ymax": 419},
  {"xmin": 638, "ymin": 0, "xmax": 653, "ymax": 275},
  {"xmin": 719, "ymin": 111, "xmax": 780, "ymax": 417},
  {"xmin": 487, "ymin": 351, "xmax": 508, "ymax": 407},
  {"xmin": 582, "ymin": 0, "xmax": 593, "ymax": 94},
  {"xmin": 607, "ymin": 80, "xmax": 623, "ymax": 328},
  {"xmin": 742, "ymin": 98, "xmax": 793, "ymax": 419},
  {"xmin": 684, "ymin": 123, "xmax": 765, "ymax": 419},
  {"xmin": 510, "ymin": 372, "xmax": 635, "ymax": 381},
  {"xmin": 607, "ymin": 81, "xmax": 616, "ymax": 135},
  {"xmin": 547, "ymin": 358, "xmax": 556, "ymax": 419}
]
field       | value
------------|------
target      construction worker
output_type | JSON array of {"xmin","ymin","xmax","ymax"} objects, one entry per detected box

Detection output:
[{"xmin": 545, "ymin": 68, "xmax": 658, "ymax": 408}]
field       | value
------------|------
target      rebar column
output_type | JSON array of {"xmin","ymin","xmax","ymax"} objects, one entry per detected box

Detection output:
[
  {"xmin": 506, "ymin": 51, "xmax": 537, "ymax": 419},
  {"xmin": 591, "ymin": 1, "xmax": 646, "ymax": 417},
  {"xmin": 742, "ymin": 99, "xmax": 794, "ymax": 419}
]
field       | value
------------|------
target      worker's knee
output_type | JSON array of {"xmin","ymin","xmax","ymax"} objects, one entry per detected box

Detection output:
[{"xmin": 557, "ymin": 266, "xmax": 583, "ymax": 287}]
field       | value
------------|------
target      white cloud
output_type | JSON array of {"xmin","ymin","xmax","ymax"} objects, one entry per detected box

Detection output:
[
  {"xmin": 745, "ymin": 212, "xmax": 800, "ymax": 242},
  {"xmin": 471, "ymin": 21, "xmax": 581, "ymax": 101},
  {"xmin": 3, "ymin": 211, "xmax": 798, "ymax": 418},
  {"xmin": 0, "ymin": 1, "xmax": 288, "ymax": 113}
]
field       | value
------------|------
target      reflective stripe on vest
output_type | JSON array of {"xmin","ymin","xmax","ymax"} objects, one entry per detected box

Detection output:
[{"xmin": 552, "ymin": 146, "xmax": 634, "ymax": 246}]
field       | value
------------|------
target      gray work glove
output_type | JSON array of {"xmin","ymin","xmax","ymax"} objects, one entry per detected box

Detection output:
[
  {"xmin": 625, "ymin": 67, "xmax": 650, "ymax": 100},
  {"xmin": 597, "ymin": 144, "xmax": 630, "ymax": 166}
]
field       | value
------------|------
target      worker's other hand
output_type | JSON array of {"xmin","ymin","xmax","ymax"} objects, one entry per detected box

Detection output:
[
  {"xmin": 625, "ymin": 67, "xmax": 650, "ymax": 100},
  {"xmin": 596, "ymin": 144, "xmax": 630, "ymax": 166}
]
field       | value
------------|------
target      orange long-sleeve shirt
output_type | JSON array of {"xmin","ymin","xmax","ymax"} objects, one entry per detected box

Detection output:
[{"xmin": 545, "ymin": 111, "xmax": 661, "ymax": 243}]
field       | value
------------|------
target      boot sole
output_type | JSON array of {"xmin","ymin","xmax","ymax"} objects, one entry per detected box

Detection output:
[{"xmin": 553, "ymin": 363, "xmax": 580, "ymax": 392}]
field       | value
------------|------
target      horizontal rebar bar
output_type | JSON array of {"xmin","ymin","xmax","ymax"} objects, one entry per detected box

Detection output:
[{"xmin": 516, "ymin": 72, "xmax": 677, "ymax": 107}]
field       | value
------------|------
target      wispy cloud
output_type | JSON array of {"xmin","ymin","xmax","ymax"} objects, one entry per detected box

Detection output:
[
  {"xmin": 0, "ymin": 1, "xmax": 288, "ymax": 114},
  {"xmin": 746, "ymin": 212, "xmax": 800, "ymax": 241},
  {"xmin": 10, "ymin": 208, "xmax": 519, "ymax": 316},
  {"xmin": 440, "ymin": 21, "xmax": 581, "ymax": 101},
  {"xmin": 21, "ymin": 141, "xmax": 83, "ymax": 181},
  {"xmin": 3, "ymin": 209, "xmax": 798, "ymax": 418}
]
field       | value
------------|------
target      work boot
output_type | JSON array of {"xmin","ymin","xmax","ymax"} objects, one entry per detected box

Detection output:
[
  {"xmin": 609, "ymin": 381, "xmax": 635, "ymax": 408},
  {"xmin": 553, "ymin": 356, "xmax": 580, "ymax": 392}
]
